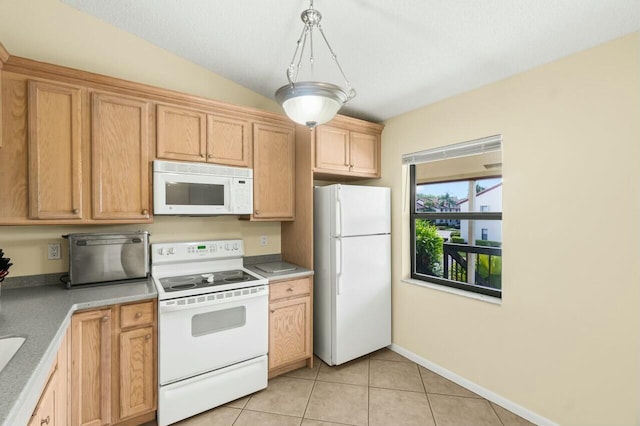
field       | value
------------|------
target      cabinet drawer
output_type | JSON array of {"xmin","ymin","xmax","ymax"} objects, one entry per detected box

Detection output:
[
  {"xmin": 120, "ymin": 301, "xmax": 154, "ymax": 328},
  {"xmin": 270, "ymin": 278, "xmax": 311, "ymax": 301}
]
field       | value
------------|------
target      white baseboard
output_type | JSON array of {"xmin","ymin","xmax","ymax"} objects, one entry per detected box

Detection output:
[{"xmin": 389, "ymin": 343, "xmax": 557, "ymax": 426}]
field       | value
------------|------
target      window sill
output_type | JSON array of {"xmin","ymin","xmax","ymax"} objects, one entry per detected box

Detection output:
[{"xmin": 401, "ymin": 278, "xmax": 502, "ymax": 305}]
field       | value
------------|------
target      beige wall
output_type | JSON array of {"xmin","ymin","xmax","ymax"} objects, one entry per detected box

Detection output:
[
  {"xmin": 0, "ymin": 0, "xmax": 283, "ymax": 277},
  {"xmin": 380, "ymin": 33, "xmax": 640, "ymax": 425},
  {"xmin": 0, "ymin": 0, "xmax": 280, "ymax": 113}
]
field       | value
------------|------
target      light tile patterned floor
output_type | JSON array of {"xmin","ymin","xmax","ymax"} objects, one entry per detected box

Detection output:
[{"xmin": 148, "ymin": 348, "xmax": 535, "ymax": 426}]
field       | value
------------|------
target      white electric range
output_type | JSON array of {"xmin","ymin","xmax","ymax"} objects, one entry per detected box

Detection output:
[{"xmin": 151, "ymin": 239, "xmax": 269, "ymax": 426}]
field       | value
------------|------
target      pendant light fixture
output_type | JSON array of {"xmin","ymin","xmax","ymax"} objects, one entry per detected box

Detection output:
[{"xmin": 275, "ymin": 0, "xmax": 356, "ymax": 128}]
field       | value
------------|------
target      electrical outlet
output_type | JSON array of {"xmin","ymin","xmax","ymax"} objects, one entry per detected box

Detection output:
[
  {"xmin": 260, "ymin": 235, "xmax": 268, "ymax": 247},
  {"xmin": 47, "ymin": 243, "xmax": 61, "ymax": 260}
]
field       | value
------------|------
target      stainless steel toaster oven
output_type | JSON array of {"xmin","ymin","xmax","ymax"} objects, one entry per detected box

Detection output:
[{"xmin": 63, "ymin": 231, "xmax": 150, "ymax": 287}]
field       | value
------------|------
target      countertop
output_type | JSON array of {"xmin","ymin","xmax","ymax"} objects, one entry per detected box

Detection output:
[
  {"xmin": 245, "ymin": 262, "xmax": 314, "ymax": 282},
  {"xmin": 0, "ymin": 278, "xmax": 157, "ymax": 426}
]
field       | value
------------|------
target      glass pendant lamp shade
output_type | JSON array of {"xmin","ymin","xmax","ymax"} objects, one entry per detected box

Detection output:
[
  {"xmin": 275, "ymin": 1, "xmax": 355, "ymax": 128},
  {"xmin": 275, "ymin": 81, "xmax": 350, "ymax": 128}
]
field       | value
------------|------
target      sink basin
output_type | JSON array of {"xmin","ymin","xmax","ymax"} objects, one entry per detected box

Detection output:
[{"xmin": 0, "ymin": 336, "xmax": 25, "ymax": 373}]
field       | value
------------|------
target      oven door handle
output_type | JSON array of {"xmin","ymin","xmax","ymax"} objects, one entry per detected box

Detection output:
[{"xmin": 159, "ymin": 290, "xmax": 268, "ymax": 313}]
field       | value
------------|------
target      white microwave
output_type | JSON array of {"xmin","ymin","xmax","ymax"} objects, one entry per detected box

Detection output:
[{"xmin": 153, "ymin": 160, "xmax": 253, "ymax": 215}]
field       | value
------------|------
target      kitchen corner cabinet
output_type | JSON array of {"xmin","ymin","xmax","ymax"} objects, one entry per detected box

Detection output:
[
  {"xmin": 29, "ymin": 326, "xmax": 70, "ymax": 426},
  {"xmin": 251, "ymin": 122, "xmax": 295, "ymax": 220},
  {"xmin": 71, "ymin": 300, "xmax": 157, "ymax": 426},
  {"xmin": 156, "ymin": 104, "xmax": 252, "ymax": 167},
  {"xmin": 91, "ymin": 92, "xmax": 151, "ymax": 221},
  {"xmin": 268, "ymin": 276, "xmax": 313, "ymax": 378},
  {"xmin": 314, "ymin": 117, "xmax": 384, "ymax": 180}
]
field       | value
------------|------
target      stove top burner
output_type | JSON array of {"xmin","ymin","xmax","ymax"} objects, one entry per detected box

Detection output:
[{"xmin": 159, "ymin": 269, "xmax": 260, "ymax": 293}]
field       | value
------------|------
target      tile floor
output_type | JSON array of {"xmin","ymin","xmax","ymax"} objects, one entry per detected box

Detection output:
[{"xmin": 151, "ymin": 348, "xmax": 535, "ymax": 426}]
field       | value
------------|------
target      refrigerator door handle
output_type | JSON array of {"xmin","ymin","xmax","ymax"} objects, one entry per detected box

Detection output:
[
  {"xmin": 335, "ymin": 185, "xmax": 342, "ymax": 237},
  {"xmin": 336, "ymin": 239, "xmax": 342, "ymax": 295}
]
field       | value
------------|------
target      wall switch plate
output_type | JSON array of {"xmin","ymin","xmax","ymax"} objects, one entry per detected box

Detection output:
[
  {"xmin": 260, "ymin": 235, "xmax": 268, "ymax": 247},
  {"xmin": 47, "ymin": 243, "xmax": 61, "ymax": 260}
]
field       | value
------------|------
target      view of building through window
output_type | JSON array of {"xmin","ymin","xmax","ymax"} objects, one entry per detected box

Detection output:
[{"xmin": 413, "ymin": 177, "xmax": 502, "ymax": 294}]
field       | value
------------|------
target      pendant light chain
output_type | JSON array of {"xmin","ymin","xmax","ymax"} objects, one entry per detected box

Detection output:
[
  {"xmin": 284, "ymin": 0, "xmax": 355, "ymax": 99},
  {"xmin": 275, "ymin": 0, "xmax": 356, "ymax": 128}
]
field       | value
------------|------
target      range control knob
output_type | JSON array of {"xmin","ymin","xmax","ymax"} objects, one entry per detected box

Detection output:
[
  {"xmin": 233, "ymin": 243, "xmax": 239, "ymax": 250},
  {"xmin": 224, "ymin": 243, "xmax": 230, "ymax": 251},
  {"xmin": 158, "ymin": 248, "xmax": 165, "ymax": 256},
  {"xmin": 168, "ymin": 247, "xmax": 175, "ymax": 255}
]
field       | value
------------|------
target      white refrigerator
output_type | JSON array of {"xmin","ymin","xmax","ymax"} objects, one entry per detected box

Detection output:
[{"xmin": 314, "ymin": 184, "xmax": 391, "ymax": 366}]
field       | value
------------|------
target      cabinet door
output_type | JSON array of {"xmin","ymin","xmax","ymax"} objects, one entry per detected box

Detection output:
[
  {"xmin": 119, "ymin": 326, "xmax": 155, "ymax": 420},
  {"xmin": 269, "ymin": 295, "xmax": 312, "ymax": 370},
  {"xmin": 91, "ymin": 92, "xmax": 151, "ymax": 221},
  {"xmin": 71, "ymin": 309, "xmax": 112, "ymax": 426},
  {"xmin": 207, "ymin": 114, "xmax": 251, "ymax": 167},
  {"xmin": 252, "ymin": 123, "xmax": 295, "ymax": 220},
  {"xmin": 28, "ymin": 367, "xmax": 59, "ymax": 426},
  {"xmin": 314, "ymin": 125, "xmax": 350, "ymax": 173},
  {"xmin": 156, "ymin": 104, "xmax": 206, "ymax": 162},
  {"xmin": 349, "ymin": 131, "xmax": 380, "ymax": 176},
  {"xmin": 28, "ymin": 80, "xmax": 83, "ymax": 219}
]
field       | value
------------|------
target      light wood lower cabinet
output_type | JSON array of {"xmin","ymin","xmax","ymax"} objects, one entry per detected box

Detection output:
[
  {"xmin": 268, "ymin": 276, "xmax": 313, "ymax": 378},
  {"xmin": 70, "ymin": 300, "xmax": 157, "ymax": 426},
  {"xmin": 71, "ymin": 308, "xmax": 112, "ymax": 426},
  {"xmin": 29, "ymin": 326, "xmax": 70, "ymax": 426}
]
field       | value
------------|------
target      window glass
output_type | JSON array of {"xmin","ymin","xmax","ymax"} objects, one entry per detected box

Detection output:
[{"xmin": 407, "ymin": 136, "xmax": 502, "ymax": 298}]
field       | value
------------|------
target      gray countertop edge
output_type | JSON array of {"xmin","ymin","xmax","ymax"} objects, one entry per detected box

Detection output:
[{"xmin": 0, "ymin": 279, "xmax": 157, "ymax": 426}]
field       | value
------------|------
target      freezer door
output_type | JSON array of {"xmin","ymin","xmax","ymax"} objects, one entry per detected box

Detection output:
[
  {"xmin": 334, "ymin": 185, "xmax": 390, "ymax": 237},
  {"xmin": 333, "ymin": 234, "xmax": 391, "ymax": 365}
]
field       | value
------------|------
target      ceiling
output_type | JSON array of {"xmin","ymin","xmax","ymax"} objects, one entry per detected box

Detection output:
[{"xmin": 60, "ymin": 0, "xmax": 640, "ymax": 123}]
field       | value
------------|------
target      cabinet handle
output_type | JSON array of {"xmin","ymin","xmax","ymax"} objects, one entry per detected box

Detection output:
[
  {"xmin": 72, "ymin": 208, "xmax": 79, "ymax": 214},
  {"xmin": 102, "ymin": 316, "xmax": 109, "ymax": 322},
  {"xmin": 135, "ymin": 312, "xmax": 142, "ymax": 318},
  {"xmin": 270, "ymin": 309, "xmax": 275, "ymax": 313},
  {"xmin": 40, "ymin": 416, "xmax": 50, "ymax": 425},
  {"xmin": 287, "ymin": 287, "xmax": 294, "ymax": 292},
  {"xmin": 255, "ymin": 210, "xmax": 261, "ymax": 215},
  {"xmin": 141, "ymin": 209, "xmax": 148, "ymax": 215},
  {"xmin": 207, "ymin": 154, "xmax": 213, "ymax": 159},
  {"xmin": 146, "ymin": 334, "xmax": 151, "ymax": 340},
  {"xmin": 200, "ymin": 153, "xmax": 205, "ymax": 158}
]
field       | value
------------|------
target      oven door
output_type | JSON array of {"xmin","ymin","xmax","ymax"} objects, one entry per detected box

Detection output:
[
  {"xmin": 154, "ymin": 171, "xmax": 232, "ymax": 215},
  {"xmin": 158, "ymin": 286, "xmax": 268, "ymax": 385}
]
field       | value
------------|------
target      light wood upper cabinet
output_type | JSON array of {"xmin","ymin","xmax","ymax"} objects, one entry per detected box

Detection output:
[
  {"xmin": 268, "ymin": 277, "xmax": 313, "ymax": 377},
  {"xmin": 91, "ymin": 92, "xmax": 151, "ymax": 221},
  {"xmin": 27, "ymin": 80, "xmax": 83, "ymax": 220},
  {"xmin": 314, "ymin": 117, "xmax": 383, "ymax": 179},
  {"xmin": 207, "ymin": 114, "xmax": 251, "ymax": 167},
  {"xmin": 315, "ymin": 126, "xmax": 350, "ymax": 173},
  {"xmin": 71, "ymin": 308, "xmax": 112, "ymax": 426},
  {"xmin": 156, "ymin": 104, "xmax": 207, "ymax": 161},
  {"xmin": 349, "ymin": 131, "xmax": 379, "ymax": 175},
  {"xmin": 156, "ymin": 104, "xmax": 252, "ymax": 167},
  {"xmin": 252, "ymin": 122, "xmax": 295, "ymax": 220}
]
